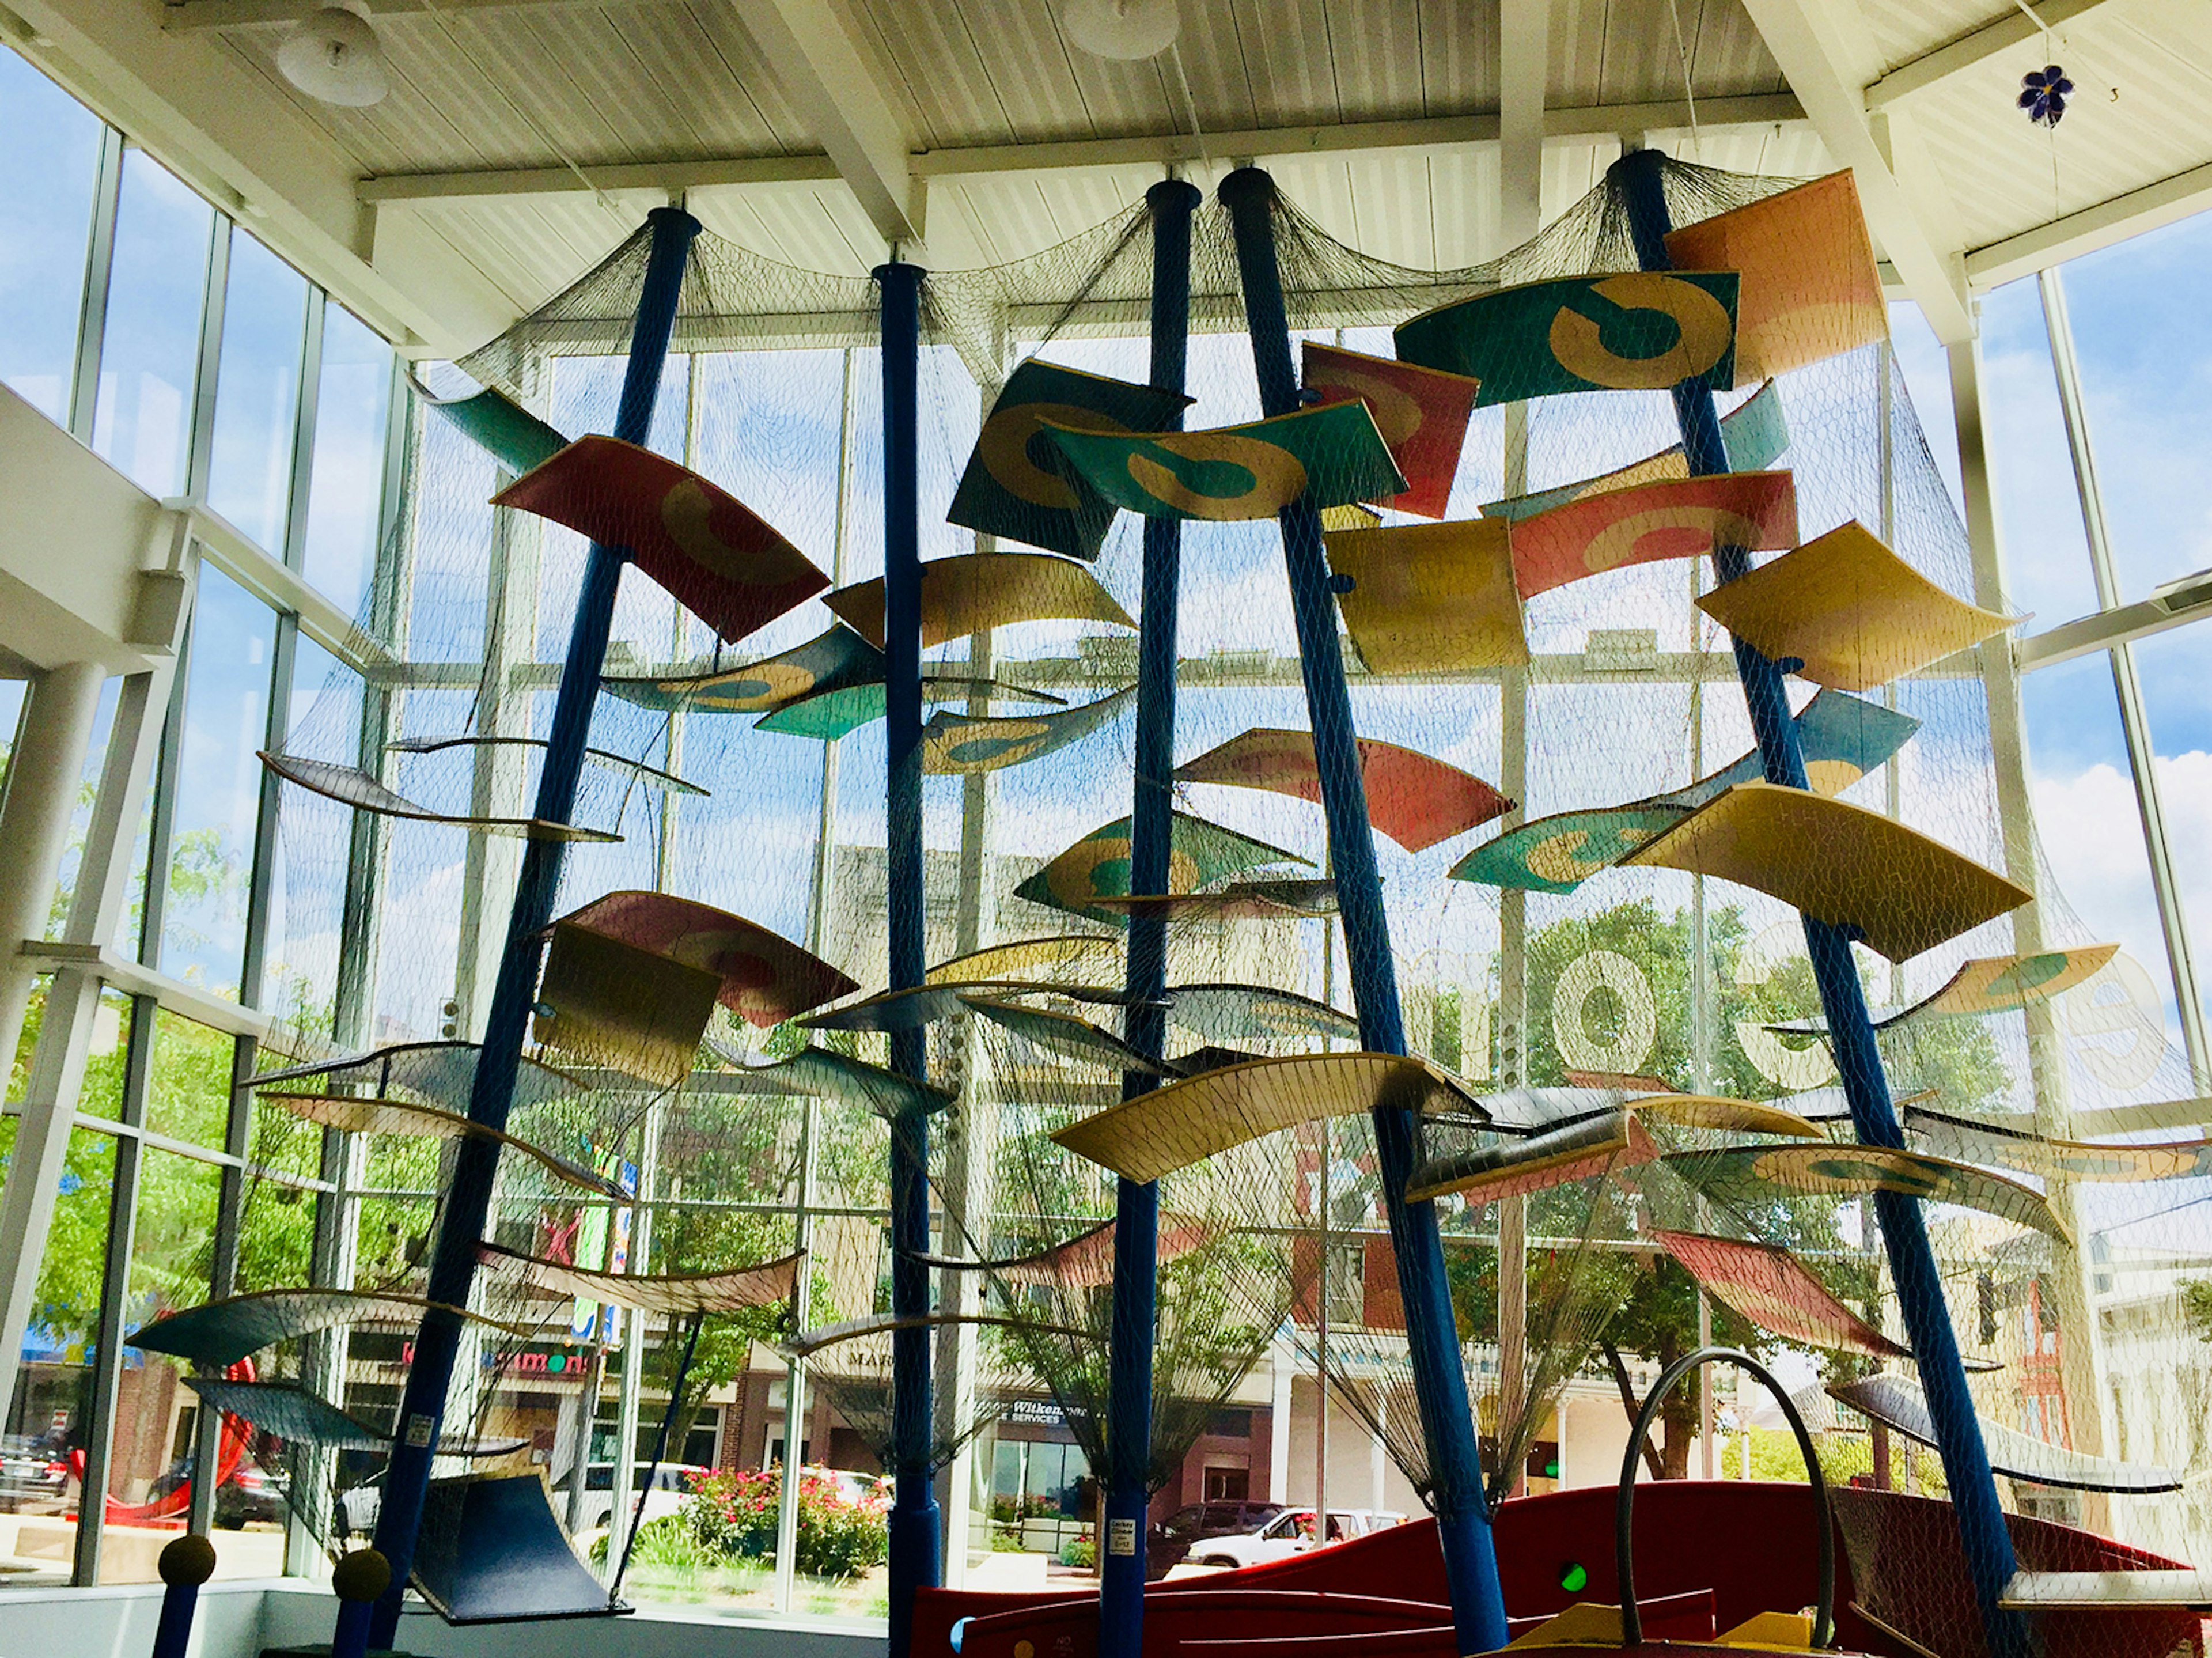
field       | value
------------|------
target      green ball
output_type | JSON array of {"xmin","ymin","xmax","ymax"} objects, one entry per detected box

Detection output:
[
  {"xmin": 333, "ymin": 1547, "xmax": 393, "ymax": 1603},
  {"xmin": 159, "ymin": 1534, "xmax": 218, "ymax": 1587},
  {"xmin": 1559, "ymin": 1561, "xmax": 1589, "ymax": 1595}
]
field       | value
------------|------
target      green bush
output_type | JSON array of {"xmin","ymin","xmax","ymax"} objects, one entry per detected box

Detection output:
[
  {"xmin": 588, "ymin": 1513, "xmax": 700, "ymax": 1569},
  {"xmin": 1058, "ymin": 1534, "xmax": 1095, "ymax": 1569},
  {"xmin": 680, "ymin": 1467, "xmax": 889, "ymax": 1580}
]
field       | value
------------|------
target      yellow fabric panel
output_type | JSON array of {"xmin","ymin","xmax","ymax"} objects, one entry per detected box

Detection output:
[
  {"xmin": 1664, "ymin": 171, "xmax": 1889, "ymax": 387},
  {"xmin": 532, "ymin": 923, "xmax": 722, "ymax": 1089},
  {"xmin": 1324, "ymin": 516, "xmax": 1527, "ymax": 673},
  {"xmin": 926, "ymin": 934, "xmax": 1122, "ymax": 986},
  {"xmin": 1624, "ymin": 781, "xmax": 2031, "ymax": 962},
  {"xmin": 1506, "ymin": 1603, "xmax": 1630, "ymax": 1648},
  {"xmin": 264, "ymin": 1092, "xmax": 626, "ymax": 1199},
  {"xmin": 1695, "ymin": 522, "xmax": 2018, "ymax": 691},
  {"xmin": 1053, "ymin": 1052, "xmax": 1479, "ymax": 1184},
  {"xmin": 1714, "ymin": 1610, "xmax": 1820, "ymax": 1651},
  {"xmin": 1639, "ymin": 1094, "xmax": 1825, "ymax": 1138},
  {"xmin": 825, "ymin": 550, "xmax": 1135, "ymax": 649}
]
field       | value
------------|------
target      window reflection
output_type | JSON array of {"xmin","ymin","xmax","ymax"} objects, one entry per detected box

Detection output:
[
  {"xmin": 1979, "ymin": 278, "xmax": 2100, "ymax": 628},
  {"xmin": 207, "ymin": 230, "xmax": 308, "ymax": 552},
  {"xmin": 0, "ymin": 52, "xmax": 100, "ymax": 421},
  {"xmin": 93, "ymin": 152, "xmax": 213, "ymax": 499}
]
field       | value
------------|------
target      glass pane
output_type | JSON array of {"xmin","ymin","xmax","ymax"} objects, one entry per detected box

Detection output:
[
  {"xmin": 1978, "ymin": 277, "xmax": 2100, "ymax": 630},
  {"xmin": 48, "ymin": 676, "xmax": 121, "ymax": 942},
  {"xmin": 1887, "ymin": 301, "xmax": 1962, "ymax": 518},
  {"xmin": 0, "ymin": 1125, "xmax": 113, "ymax": 1588},
  {"xmin": 206, "ymin": 229, "xmax": 307, "ymax": 552},
  {"xmin": 0, "ymin": 50, "xmax": 100, "ymax": 422},
  {"xmin": 301, "ymin": 303, "xmax": 392, "ymax": 612},
  {"xmin": 143, "ymin": 1007, "xmax": 237, "ymax": 1149},
  {"xmin": 2021, "ymin": 652, "xmax": 2184, "ymax": 1053},
  {"xmin": 100, "ymin": 1146, "xmax": 219, "ymax": 1584},
  {"xmin": 2059, "ymin": 212, "xmax": 2212, "ymax": 601},
  {"xmin": 93, "ymin": 151, "xmax": 212, "ymax": 498},
  {"xmin": 2128, "ymin": 626, "xmax": 2212, "ymax": 1039},
  {"xmin": 159, "ymin": 566, "xmax": 274, "ymax": 994},
  {"xmin": 264, "ymin": 635, "xmax": 362, "ymax": 1039}
]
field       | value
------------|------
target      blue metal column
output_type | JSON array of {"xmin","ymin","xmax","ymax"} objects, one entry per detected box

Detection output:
[
  {"xmin": 365, "ymin": 205, "xmax": 699, "ymax": 1650},
  {"xmin": 1218, "ymin": 165, "xmax": 1511, "ymax": 1657},
  {"xmin": 1609, "ymin": 146, "xmax": 2023, "ymax": 1658},
  {"xmin": 1100, "ymin": 176, "xmax": 1201, "ymax": 1658},
  {"xmin": 873, "ymin": 256, "xmax": 941, "ymax": 1658}
]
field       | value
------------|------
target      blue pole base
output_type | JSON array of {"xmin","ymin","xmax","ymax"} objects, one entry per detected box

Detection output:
[
  {"xmin": 330, "ymin": 1596, "xmax": 374, "ymax": 1658},
  {"xmin": 888, "ymin": 1496, "xmax": 942, "ymax": 1658},
  {"xmin": 1097, "ymin": 1486, "xmax": 1153, "ymax": 1658},
  {"xmin": 1434, "ymin": 1503, "xmax": 1512, "ymax": 1655}
]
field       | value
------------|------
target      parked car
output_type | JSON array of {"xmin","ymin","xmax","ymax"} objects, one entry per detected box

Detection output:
[
  {"xmin": 0, "ymin": 1436, "xmax": 70, "ymax": 1510},
  {"xmin": 1182, "ymin": 1508, "xmax": 1406, "ymax": 1570},
  {"xmin": 1146, "ymin": 1499, "xmax": 1285, "ymax": 1578},
  {"xmin": 575, "ymin": 1462, "xmax": 711, "ymax": 1535},
  {"xmin": 215, "ymin": 1463, "xmax": 288, "ymax": 1527}
]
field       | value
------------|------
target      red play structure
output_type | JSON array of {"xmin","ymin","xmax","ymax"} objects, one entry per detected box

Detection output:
[{"xmin": 65, "ymin": 1357, "xmax": 255, "ymax": 1527}]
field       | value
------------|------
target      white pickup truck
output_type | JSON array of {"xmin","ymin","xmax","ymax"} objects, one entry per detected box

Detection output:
[{"xmin": 1181, "ymin": 1508, "xmax": 1404, "ymax": 1570}]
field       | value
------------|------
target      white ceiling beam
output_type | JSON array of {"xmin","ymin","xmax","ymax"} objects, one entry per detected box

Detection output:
[
  {"xmin": 1864, "ymin": 0, "xmax": 2116, "ymax": 113},
  {"xmin": 355, "ymin": 96, "xmax": 1806, "ymax": 208},
  {"xmin": 730, "ymin": 0, "xmax": 919, "ymax": 250},
  {"xmin": 1964, "ymin": 158, "xmax": 2212, "ymax": 288},
  {"xmin": 1735, "ymin": 0, "xmax": 1975, "ymax": 342},
  {"xmin": 1498, "ymin": 0, "xmax": 1550, "ymax": 248},
  {"xmin": 164, "ymin": 0, "xmax": 685, "ymax": 25}
]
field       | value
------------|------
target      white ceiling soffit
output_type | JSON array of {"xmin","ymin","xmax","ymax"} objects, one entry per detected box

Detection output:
[{"xmin": 10, "ymin": 0, "xmax": 2210, "ymax": 351}]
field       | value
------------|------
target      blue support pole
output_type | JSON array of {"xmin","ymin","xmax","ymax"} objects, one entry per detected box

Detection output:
[
  {"xmin": 1217, "ymin": 165, "xmax": 1510, "ymax": 1658},
  {"xmin": 873, "ymin": 256, "xmax": 941, "ymax": 1658},
  {"xmin": 1099, "ymin": 176, "xmax": 1201, "ymax": 1658},
  {"xmin": 365, "ymin": 205, "xmax": 700, "ymax": 1648},
  {"xmin": 1608, "ymin": 146, "xmax": 2024, "ymax": 1658}
]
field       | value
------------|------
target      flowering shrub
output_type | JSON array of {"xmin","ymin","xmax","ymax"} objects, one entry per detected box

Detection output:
[{"xmin": 681, "ymin": 1467, "xmax": 888, "ymax": 1580}]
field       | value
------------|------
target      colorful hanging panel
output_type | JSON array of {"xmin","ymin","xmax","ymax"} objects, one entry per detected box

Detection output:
[
  {"xmin": 1666, "ymin": 1143, "xmax": 2069, "ymax": 1240},
  {"xmin": 1087, "ymin": 879, "xmax": 1339, "ymax": 921},
  {"xmin": 495, "ymin": 436, "xmax": 828, "ymax": 644},
  {"xmin": 1174, "ymin": 727, "xmax": 1513, "ymax": 852},
  {"xmin": 756, "ymin": 675, "xmax": 1062, "ymax": 742},
  {"xmin": 601, "ymin": 624, "xmax": 884, "ymax": 715},
  {"xmin": 1768, "ymin": 942, "xmax": 2119, "ymax": 1035},
  {"xmin": 1451, "ymin": 690, "xmax": 1919, "ymax": 895},
  {"xmin": 1623, "ymin": 782, "xmax": 2031, "ymax": 962},
  {"xmin": 244, "ymin": 1038, "xmax": 582, "ymax": 1114},
  {"xmin": 960, "ymin": 995, "xmax": 1179, "ymax": 1077},
  {"xmin": 1324, "ymin": 516, "xmax": 1527, "ymax": 674},
  {"xmin": 534, "ymin": 923, "xmax": 723, "ymax": 1088},
  {"xmin": 947, "ymin": 358, "xmax": 1195, "ymax": 560},
  {"xmin": 700, "ymin": 1042, "xmax": 956, "ymax": 1118},
  {"xmin": 1395, "ymin": 272, "xmax": 1741, "ymax": 403},
  {"xmin": 554, "ymin": 891, "xmax": 857, "ymax": 1027},
  {"xmin": 825, "ymin": 550, "xmax": 1134, "ymax": 650},
  {"xmin": 1653, "ymin": 1229, "xmax": 1912, "ymax": 1360},
  {"xmin": 1164, "ymin": 983, "xmax": 1359, "ymax": 1044},
  {"xmin": 1410, "ymin": 1114, "xmax": 1660, "ymax": 1203},
  {"xmin": 1662, "ymin": 172, "xmax": 1888, "ymax": 388},
  {"xmin": 263, "ymin": 1092, "xmax": 628, "ymax": 1198},
  {"xmin": 1830, "ymin": 1375, "xmax": 2184, "ymax": 1493},
  {"xmin": 407, "ymin": 371, "xmax": 569, "ymax": 476},
  {"xmin": 1043, "ymin": 401, "xmax": 1406, "ymax": 521},
  {"xmin": 1695, "ymin": 521, "xmax": 2020, "ymax": 690},
  {"xmin": 129, "ymin": 1289, "xmax": 554, "ymax": 1368},
  {"xmin": 1509, "ymin": 471, "xmax": 1799, "ymax": 599},
  {"xmin": 927, "ymin": 934, "xmax": 1122, "ymax": 986},
  {"xmin": 923, "ymin": 685, "xmax": 1134, "ymax": 774},
  {"xmin": 1904, "ymin": 1105, "xmax": 2212, "ymax": 1183},
  {"xmin": 184, "ymin": 1378, "xmax": 522, "ymax": 1457},
  {"xmin": 260, "ymin": 752, "xmax": 619, "ymax": 843},
  {"xmin": 1481, "ymin": 382, "xmax": 1790, "ymax": 523},
  {"xmin": 478, "ymin": 1241, "xmax": 803, "ymax": 1315},
  {"xmin": 802, "ymin": 980, "xmax": 1143, "ymax": 1035},
  {"xmin": 1012, "ymin": 811, "xmax": 1309, "ymax": 927},
  {"xmin": 1299, "ymin": 342, "xmax": 1480, "ymax": 517},
  {"xmin": 1054, "ymin": 1053, "xmax": 1483, "ymax": 1184}
]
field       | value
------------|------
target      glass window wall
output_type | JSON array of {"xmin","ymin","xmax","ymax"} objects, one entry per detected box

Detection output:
[
  {"xmin": 0, "ymin": 52, "xmax": 101, "ymax": 422},
  {"xmin": 205, "ymin": 230, "xmax": 308, "ymax": 551},
  {"xmin": 92, "ymin": 152, "xmax": 213, "ymax": 499}
]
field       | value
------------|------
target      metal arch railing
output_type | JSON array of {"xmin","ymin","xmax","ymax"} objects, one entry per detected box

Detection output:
[{"xmin": 1615, "ymin": 1345, "xmax": 1836, "ymax": 1649}]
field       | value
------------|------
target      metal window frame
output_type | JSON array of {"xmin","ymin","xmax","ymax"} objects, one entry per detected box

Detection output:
[{"xmin": 2035, "ymin": 268, "xmax": 2212, "ymax": 1088}]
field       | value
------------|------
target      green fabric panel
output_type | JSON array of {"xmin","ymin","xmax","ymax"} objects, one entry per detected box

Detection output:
[
  {"xmin": 425, "ymin": 386, "xmax": 570, "ymax": 476},
  {"xmin": 755, "ymin": 682, "xmax": 886, "ymax": 740},
  {"xmin": 1163, "ymin": 983, "xmax": 1359, "ymax": 1044},
  {"xmin": 922, "ymin": 685, "xmax": 1132, "ymax": 773},
  {"xmin": 1012, "ymin": 810, "xmax": 1309, "ymax": 927},
  {"xmin": 702, "ymin": 1041, "xmax": 955, "ymax": 1116},
  {"xmin": 1396, "ymin": 272, "xmax": 1740, "ymax": 405},
  {"xmin": 602, "ymin": 624, "xmax": 884, "ymax": 715},
  {"xmin": 1046, "ymin": 401, "xmax": 1406, "ymax": 521},
  {"xmin": 948, "ymin": 358, "xmax": 1193, "ymax": 559}
]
